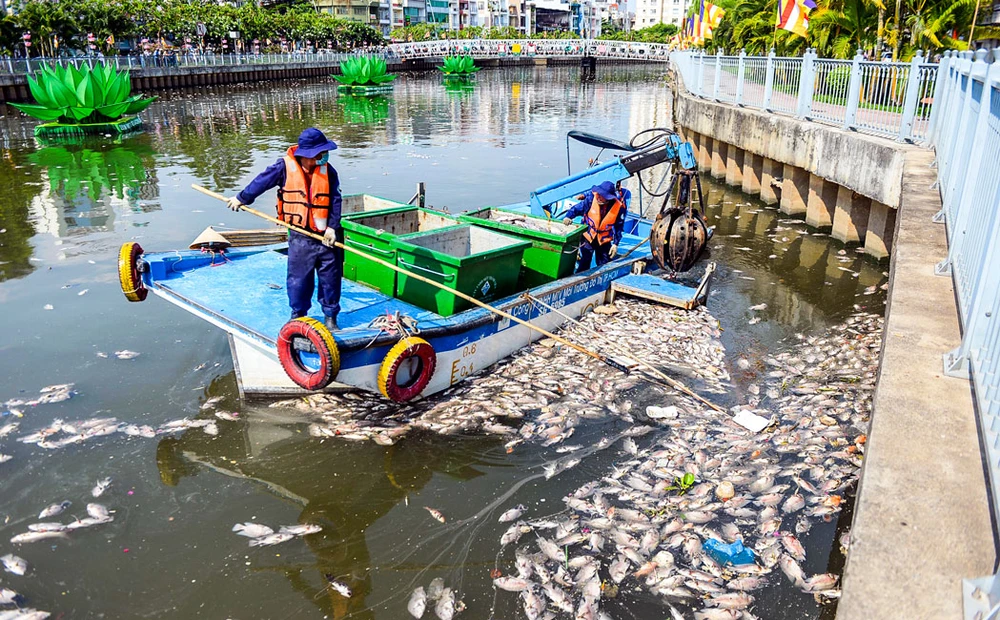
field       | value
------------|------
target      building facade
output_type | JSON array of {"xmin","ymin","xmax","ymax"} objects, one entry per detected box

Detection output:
[{"xmin": 632, "ymin": 0, "xmax": 687, "ymax": 28}]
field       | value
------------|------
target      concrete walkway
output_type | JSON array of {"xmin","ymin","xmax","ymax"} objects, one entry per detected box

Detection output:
[{"xmin": 837, "ymin": 149, "xmax": 995, "ymax": 619}]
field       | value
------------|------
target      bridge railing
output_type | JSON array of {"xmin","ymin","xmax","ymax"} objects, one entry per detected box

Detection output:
[
  {"xmin": 672, "ymin": 49, "xmax": 939, "ymax": 142},
  {"xmin": 927, "ymin": 50, "xmax": 1000, "ymax": 528},
  {"xmin": 0, "ymin": 50, "xmax": 400, "ymax": 76},
  {"xmin": 388, "ymin": 39, "xmax": 672, "ymax": 62}
]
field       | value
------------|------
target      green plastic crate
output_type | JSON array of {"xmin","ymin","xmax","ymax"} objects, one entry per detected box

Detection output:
[
  {"xmin": 342, "ymin": 205, "xmax": 457, "ymax": 296},
  {"xmin": 458, "ymin": 208, "xmax": 587, "ymax": 289},
  {"xmin": 391, "ymin": 225, "xmax": 531, "ymax": 316}
]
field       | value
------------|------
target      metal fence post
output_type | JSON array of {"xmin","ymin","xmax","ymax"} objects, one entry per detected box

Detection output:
[
  {"xmin": 735, "ymin": 48, "xmax": 746, "ymax": 105},
  {"xmin": 898, "ymin": 50, "xmax": 926, "ymax": 141},
  {"xmin": 25, "ymin": 56, "xmax": 31, "ymax": 74},
  {"xmin": 763, "ymin": 48, "xmax": 775, "ymax": 111},
  {"xmin": 713, "ymin": 49, "xmax": 722, "ymax": 101},
  {"xmin": 696, "ymin": 51, "xmax": 705, "ymax": 97},
  {"xmin": 796, "ymin": 48, "xmax": 816, "ymax": 119},
  {"xmin": 926, "ymin": 51, "xmax": 951, "ymax": 144},
  {"xmin": 843, "ymin": 49, "xmax": 864, "ymax": 130}
]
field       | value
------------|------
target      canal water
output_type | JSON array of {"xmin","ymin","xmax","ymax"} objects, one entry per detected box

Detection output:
[{"xmin": 0, "ymin": 66, "xmax": 886, "ymax": 619}]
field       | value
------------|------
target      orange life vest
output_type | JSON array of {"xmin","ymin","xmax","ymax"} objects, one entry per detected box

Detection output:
[
  {"xmin": 583, "ymin": 193, "xmax": 623, "ymax": 246},
  {"xmin": 276, "ymin": 146, "xmax": 332, "ymax": 232}
]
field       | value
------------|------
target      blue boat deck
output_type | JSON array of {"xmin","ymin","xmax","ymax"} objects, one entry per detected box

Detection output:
[{"xmin": 147, "ymin": 230, "xmax": 650, "ymax": 351}]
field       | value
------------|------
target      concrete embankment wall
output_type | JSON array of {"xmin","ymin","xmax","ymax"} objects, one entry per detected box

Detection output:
[
  {"xmin": 0, "ymin": 56, "xmax": 616, "ymax": 104},
  {"xmin": 672, "ymin": 74, "xmax": 995, "ymax": 617},
  {"xmin": 673, "ymin": 89, "xmax": 906, "ymax": 259}
]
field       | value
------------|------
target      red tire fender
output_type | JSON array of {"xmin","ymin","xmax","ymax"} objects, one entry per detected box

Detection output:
[
  {"xmin": 277, "ymin": 317, "xmax": 341, "ymax": 391},
  {"xmin": 377, "ymin": 337, "xmax": 437, "ymax": 403}
]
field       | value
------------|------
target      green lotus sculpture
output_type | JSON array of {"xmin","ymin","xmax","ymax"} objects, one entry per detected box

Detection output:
[
  {"xmin": 333, "ymin": 56, "xmax": 397, "ymax": 92},
  {"xmin": 11, "ymin": 63, "xmax": 155, "ymax": 137},
  {"xmin": 440, "ymin": 55, "xmax": 480, "ymax": 76}
]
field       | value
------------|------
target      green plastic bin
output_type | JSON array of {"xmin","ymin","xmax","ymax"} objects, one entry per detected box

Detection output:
[
  {"xmin": 458, "ymin": 208, "xmax": 587, "ymax": 289},
  {"xmin": 342, "ymin": 206, "xmax": 457, "ymax": 296},
  {"xmin": 391, "ymin": 225, "xmax": 532, "ymax": 316}
]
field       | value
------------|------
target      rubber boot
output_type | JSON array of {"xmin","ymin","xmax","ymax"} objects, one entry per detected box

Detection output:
[{"xmin": 325, "ymin": 315, "xmax": 339, "ymax": 331}]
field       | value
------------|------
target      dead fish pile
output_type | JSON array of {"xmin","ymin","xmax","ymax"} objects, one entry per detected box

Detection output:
[
  {"xmin": 491, "ymin": 311, "xmax": 881, "ymax": 619},
  {"xmin": 232, "ymin": 522, "xmax": 322, "ymax": 547},
  {"xmin": 14, "ymin": 413, "xmax": 243, "ymax": 451},
  {"xmin": 275, "ymin": 301, "xmax": 729, "ymax": 446},
  {"xmin": 8, "ymin": 500, "xmax": 114, "ymax": 544},
  {"xmin": 2, "ymin": 384, "xmax": 76, "ymax": 412},
  {"xmin": 407, "ymin": 577, "xmax": 465, "ymax": 619}
]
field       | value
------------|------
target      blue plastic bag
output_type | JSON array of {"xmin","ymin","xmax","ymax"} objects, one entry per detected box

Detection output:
[{"xmin": 703, "ymin": 538, "xmax": 756, "ymax": 566}]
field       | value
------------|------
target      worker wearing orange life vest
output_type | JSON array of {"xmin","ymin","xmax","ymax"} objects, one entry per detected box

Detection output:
[
  {"xmin": 226, "ymin": 128, "xmax": 344, "ymax": 331},
  {"xmin": 562, "ymin": 180, "xmax": 626, "ymax": 272}
]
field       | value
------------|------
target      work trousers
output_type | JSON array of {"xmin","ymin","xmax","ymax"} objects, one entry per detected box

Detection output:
[
  {"xmin": 287, "ymin": 229, "xmax": 343, "ymax": 320},
  {"xmin": 577, "ymin": 239, "xmax": 613, "ymax": 273}
]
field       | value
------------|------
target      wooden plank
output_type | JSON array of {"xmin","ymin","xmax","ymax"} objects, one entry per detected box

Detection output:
[{"xmin": 610, "ymin": 273, "xmax": 700, "ymax": 309}]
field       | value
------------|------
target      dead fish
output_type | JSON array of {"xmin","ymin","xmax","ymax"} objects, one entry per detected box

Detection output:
[
  {"xmin": 10, "ymin": 531, "xmax": 69, "ymax": 544},
  {"xmin": 0, "ymin": 423, "xmax": 19, "ymax": 437},
  {"xmin": 200, "ymin": 396, "xmax": 224, "ymax": 410},
  {"xmin": 609, "ymin": 555, "xmax": 629, "ymax": 583},
  {"xmin": 1, "ymin": 554, "xmax": 27, "ymax": 575},
  {"xmin": 0, "ymin": 454, "xmax": 11, "ymax": 464},
  {"xmin": 707, "ymin": 592, "xmax": 754, "ymax": 609},
  {"xmin": 408, "ymin": 586, "xmax": 427, "ymax": 618},
  {"xmin": 434, "ymin": 587, "xmax": 456, "ymax": 620},
  {"xmin": 232, "ymin": 522, "xmax": 274, "ymax": 539},
  {"xmin": 499, "ymin": 504, "xmax": 526, "ymax": 523},
  {"xmin": 781, "ymin": 533, "xmax": 806, "ymax": 561},
  {"xmin": 424, "ymin": 507, "xmax": 446, "ymax": 523},
  {"xmin": 0, "ymin": 588, "xmax": 21, "ymax": 605},
  {"xmin": 91, "ymin": 478, "xmax": 112, "ymax": 498},
  {"xmin": 537, "ymin": 537, "xmax": 564, "ymax": 562},
  {"xmin": 494, "ymin": 576, "xmax": 532, "ymax": 592},
  {"xmin": 248, "ymin": 533, "xmax": 295, "ymax": 547},
  {"xmin": 694, "ymin": 610, "xmax": 741, "ymax": 620},
  {"xmin": 86, "ymin": 503, "xmax": 110, "ymax": 520},
  {"xmin": 27, "ymin": 522, "xmax": 66, "ymax": 533},
  {"xmin": 804, "ymin": 573, "xmax": 839, "ymax": 592},
  {"xmin": 782, "ymin": 494, "xmax": 806, "ymax": 514},
  {"xmin": 114, "ymin": 350, "xmax": 140, "ymax": 360},
  {"xmin": 521, "ymin": 588, "xmax": 546, "ymax": 620},
  {"xmin": 427, "ymin": 578, "xmax": 445, "ymax": 601},
  {"xmin": 38, "ymin": 501, "xmax": 71, "ymax": 519},
  {"xmin": 324, "ymin": 575, "xmax": 352, "ymax": 598},
  {"xmin": 542, "ymin": 582, "xmax": 574, "ymax": 613},
  {"xmin": 214, "ymin": 411, "xmax": 240, "ymax": 422},
  {"xmin": 501, "ymin": 522, "xmax": 527, "ymax": 546},
  {"xmin": 623, "ymin": 437, "xmax": 638, "ymax": 455},
  {"xmin": 278, "ymin": 524, "xmax": 322, "ymax": 536},
  {"xmin": 779, "ymin": 554, "xmax": 806, "ymax": 587}
]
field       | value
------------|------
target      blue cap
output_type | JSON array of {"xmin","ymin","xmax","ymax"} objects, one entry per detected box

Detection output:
[
  {"xmin": 295, "ymin": 128, "xmax": 338, "ymax": 159},
  {"xmin": 592, "ymin": 181, "xmax": 618, "ymax": 201}
]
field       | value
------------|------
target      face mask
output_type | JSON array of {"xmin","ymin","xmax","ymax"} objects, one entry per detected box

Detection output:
[{"xmin": 316, "ymin": 152, "xmax": 329, "ymax": 166}]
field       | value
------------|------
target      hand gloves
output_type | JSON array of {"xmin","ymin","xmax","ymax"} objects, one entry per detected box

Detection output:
[
  {"xmin": 609, "ymin": 244, "xmax": 618, "ymax": 258},
  {"xmin": 226, "ymin": 196, "xmax": 243, "ymax": 211},
  {"xmin": 562, "ymin": 217, "xmax": 573, "ymax": 226},
  {"xmin": 322, "ymin": 228, "xmax": 338, "ymax": 248}
]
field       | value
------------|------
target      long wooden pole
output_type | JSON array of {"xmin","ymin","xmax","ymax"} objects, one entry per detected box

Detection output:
[{"xmin": 192, "ymin": 184, "xmax": 631, "ymax": 371}]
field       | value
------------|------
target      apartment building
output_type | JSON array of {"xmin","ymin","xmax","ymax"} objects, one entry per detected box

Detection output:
[{"xmin": 633, "ymin": 0, "xmax": 687, "ymax": 28}]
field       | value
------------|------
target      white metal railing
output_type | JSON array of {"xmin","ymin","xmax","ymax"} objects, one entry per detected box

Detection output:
[
  {"xmin": 929, "ymin": 48, "xmax": 1000, "ymax": 616},
  {"xmin": 388, "ymin": 39, "xmax": 672, "ymax": 61},
  {"xmin": 672, "ymin": 49, "xmax": 939, "ymax": 142},
  {"xmin": 0, "ymin": 50, "xmax": 400, "ymax": 76}
]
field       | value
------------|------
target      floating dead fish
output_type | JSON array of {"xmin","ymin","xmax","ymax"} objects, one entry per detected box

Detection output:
[
  {"xmin": 248, "ymin": 533, "xmax": 295, "ymax": 547},
  {"xmin": 424, "ymin": 507, "xmax": 446, "ymax": 523},
  {"xmin": 324, "ymin": 575, "xmax": 352, "ymax": 598},
  {"xmin": 92, "ymin": 478, "xmax": 112, "ymax": 498},
  {"xmin": 1, "ymin": 554, "xmax": 27, "ymax": 575},
  {"xmin": 498, "ymin": 504, "xmax": 525, "ymax": 523},
  {"xmin": 232, "ymin": 523, "xmax": 274, "ymax": 538},
  {"xmin": 38, "ymin": 501, "xmax": 71, "ymax": 519},
  {"xmin": 10, "ymin": 530, "xmax": 69, "ymax": 544},
  {"xmin": 278, "ymin": 524, "xmax": 322, "ymax": 536},
  {"xmin": 408, "ymin": 586, "xmax": 427, "ymax": 618},
  {"xmin": 114, "ymin": 350, "xmax": 140, "ymax": 360}
]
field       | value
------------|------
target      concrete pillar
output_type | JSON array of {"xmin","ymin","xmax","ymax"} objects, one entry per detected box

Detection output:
[
  {"xmin": 832, "ymin": 186, "xmax": 871, "ymax": 243},
  {"xmin": 760, "ymin": 157, "xmax": 782, "ymax": 205},
  {"xmin": 864, "ymin": 201, "xmax": 896, "ymax": 258},
  {"xmin": 806, "ymin": 174, "xmax": 838, "ymax": 229},
  {"xmin": 710, "ymin": 140, "xmax": 728, "ymax": 179},
  {"xmin": 742, "ymin": 152, "xmax": 763, "ymax": 195},
  {"xmin": 726, "ymin": 147, "xmax": 745, "ymax": 187},
  {"xmin": 697, "ymin": 135, "xmax": 712, "ymax": 172},
  {"xmin": 780, "ymin": 163, "xmax": 809, "ymax": 215}
]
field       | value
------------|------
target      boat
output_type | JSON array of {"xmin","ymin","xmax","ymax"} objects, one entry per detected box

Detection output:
[{"xmin": 117, "ymin": 130, "xmax": 710, "ymax": 402}]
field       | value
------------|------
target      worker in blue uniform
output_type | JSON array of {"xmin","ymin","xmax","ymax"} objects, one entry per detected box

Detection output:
[
  {"xmin": 563, "ymin": 180, "xmax": 627, "ymax": 272},
  {"xmin": 227, "ymin": 128, "xmax": 344, "ymax": 331}
]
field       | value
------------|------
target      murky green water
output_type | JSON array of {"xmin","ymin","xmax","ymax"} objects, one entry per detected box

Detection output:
[{"xmin": 0, "ymin": 66, "xmax": 885, "ymax": 619}]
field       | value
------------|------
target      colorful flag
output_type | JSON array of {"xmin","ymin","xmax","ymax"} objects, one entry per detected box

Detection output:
[
  {"xmin": 776, "ymin": 0, "xmax": 816, "ymax": 37},
  {"xmin": 704, "ymin": 2, "xmax": 725, "ymax": 28}
]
